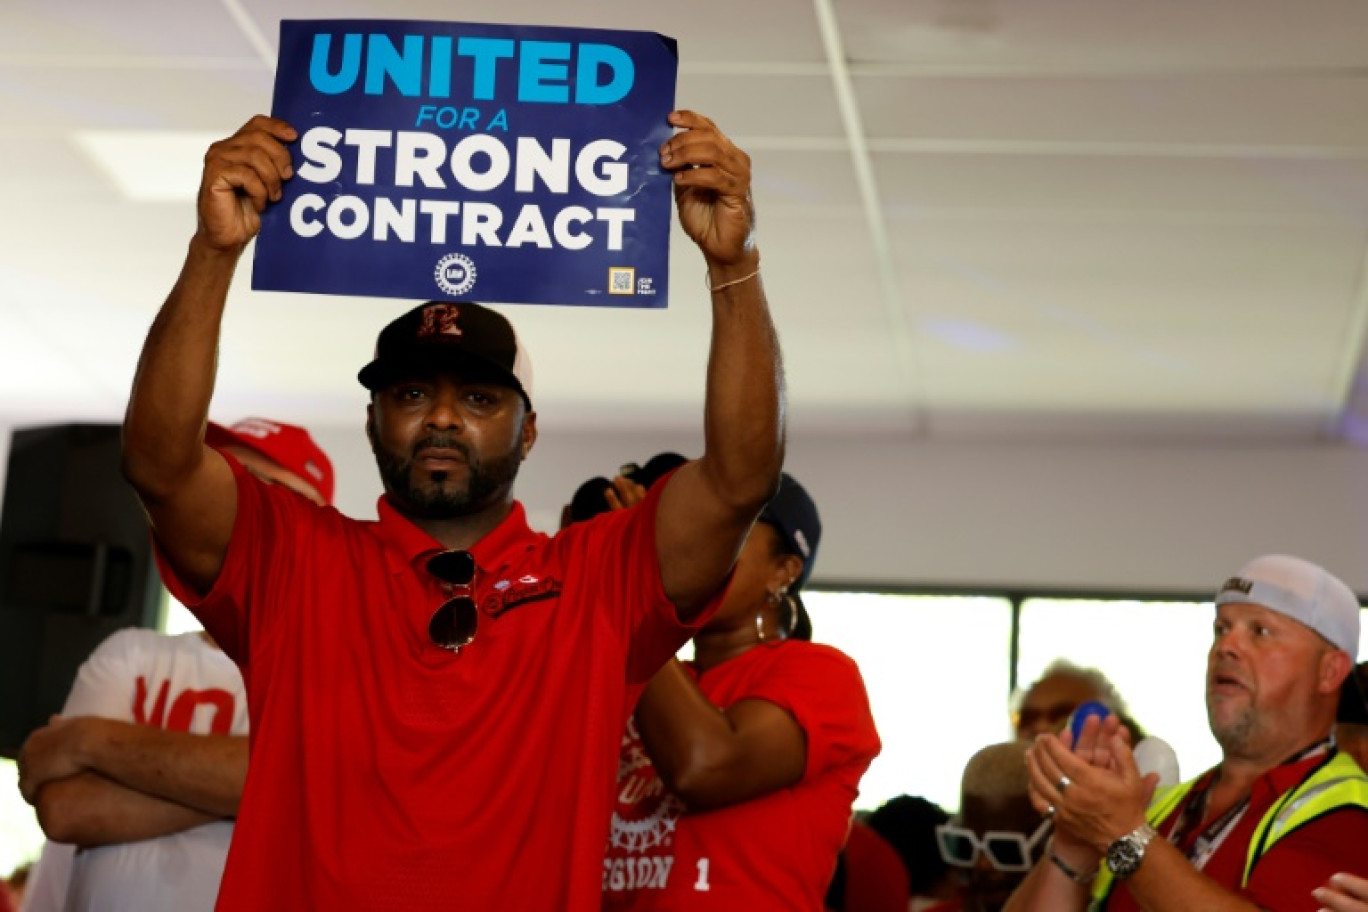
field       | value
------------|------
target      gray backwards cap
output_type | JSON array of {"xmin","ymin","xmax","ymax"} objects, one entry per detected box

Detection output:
[{"xmin": 1215, "ymin": 554, "xmax": 1361, "ymax": 658}]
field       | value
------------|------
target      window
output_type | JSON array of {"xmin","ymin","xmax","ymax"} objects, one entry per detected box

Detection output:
[
  {"xmin": 0, "ymin": 760, "xmax": 42, "ymax": 880},
  {"xmin": 806, "ymin": 592, "xmax": 1014, "ymax": 812},
  {"xmin": 163, "ymin": 593, "xmax": 202, "ymax": 635},
  {"xmin": 1016, "ymin": 598, "xmax": 1223, "ymax": 781}
]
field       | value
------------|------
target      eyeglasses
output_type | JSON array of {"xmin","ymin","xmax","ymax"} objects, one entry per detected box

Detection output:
[
  {"xmin": 426, "ymin": 550, "xmax": 478, "ymax": 653},
  {"xmin": 935, "ymin": 817, "xmax": 1051, "ymax": 872},
  {"xmin": 1013, "ymin": 700, "xmax": 1079, "ymax": 735}
]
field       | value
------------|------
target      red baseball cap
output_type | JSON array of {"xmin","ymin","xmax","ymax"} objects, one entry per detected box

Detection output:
[{"xmin": 205, "ymin": 418, "xmax": 334, "ymax": 505}]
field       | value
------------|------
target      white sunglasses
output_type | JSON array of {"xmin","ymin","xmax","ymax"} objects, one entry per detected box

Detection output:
[{"xmin": 935, "ymin": 817, "xmax": 1052, "ymax": 872}]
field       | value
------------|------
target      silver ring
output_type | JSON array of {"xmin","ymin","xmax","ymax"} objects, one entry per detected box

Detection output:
[
  {"xmin": 1045, "ymin": 804, "xmax": 1056, "ymax": 818},
  {"xmin": 1057, "ymin": 775, "xmax": 1071, "ymax": 792}
]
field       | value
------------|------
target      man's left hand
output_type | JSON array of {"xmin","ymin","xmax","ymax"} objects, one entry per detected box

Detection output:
[
  {"xmin": 18, "ymin": 715, "xmax": 97, "ymax": 804},
  {"xmin": 659, "ymin": 111, "xmax": 756, "ymax": 270},
  {"xmin": 604, "ymin": 475, "xmax": 649, "ymax": 511},
  {"xmin": 1026, "ymin": 728, "xmax": 1158, "ymax": 853}
]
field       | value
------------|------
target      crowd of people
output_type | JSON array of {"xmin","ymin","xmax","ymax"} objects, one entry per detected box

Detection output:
[{"xmin": 6, "ymin": 106, "xmax": 1368, "ymax": 912}]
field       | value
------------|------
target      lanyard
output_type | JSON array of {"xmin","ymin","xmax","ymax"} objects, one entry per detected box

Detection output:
[{"xmin": 1167, "ymin": 739, "xmax": 1333, "ymax": 872}]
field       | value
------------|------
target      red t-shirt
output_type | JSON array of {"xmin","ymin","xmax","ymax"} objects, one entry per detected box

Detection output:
[
  {"xmin": 602, "ymin": 639, "xmax": 881, "ymax": 911},
  {"xmin": 1104, "ymin": 750, "xmax": 1368, "ymax": 911},
  {"xmin": 156, "ymin": 456, "xmax": 717, "ymax": 911}
]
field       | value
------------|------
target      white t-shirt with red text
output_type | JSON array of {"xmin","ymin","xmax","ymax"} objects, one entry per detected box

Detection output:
[{"xmin": 22, "ymin": 629, "xmax": 248, "ymax": 912}]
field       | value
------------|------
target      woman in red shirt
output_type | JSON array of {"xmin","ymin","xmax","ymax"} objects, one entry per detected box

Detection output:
[{"xmin": 599, "ymin": 471, "xmax": 882, "ymax": 911}]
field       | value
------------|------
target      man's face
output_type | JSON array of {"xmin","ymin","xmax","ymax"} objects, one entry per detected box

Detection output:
[
  {"xmin": 366, "ymin": 373, "xmax": 535, "ymax": 519},
  {"xmin": 958, "ymin": 793, "xmax": 1043, "ymax": 912},
  {"xmin": 1015, "ymin": 673, "xmax": 1100, "ymax": 741},
  {"xmin": 1206, "ymin": 602, "xmax": 1336, "ymax": 758}
]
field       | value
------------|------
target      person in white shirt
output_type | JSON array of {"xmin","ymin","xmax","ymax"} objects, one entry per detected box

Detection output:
[{"xmin": 17, "ymin": 419, "xmax": 331, "ymax": 912}]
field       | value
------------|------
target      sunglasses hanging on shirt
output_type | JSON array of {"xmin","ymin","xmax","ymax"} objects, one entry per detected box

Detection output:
[{"xmin": 426, "ymin": 549, "xmax": 479, "ymax": 653}]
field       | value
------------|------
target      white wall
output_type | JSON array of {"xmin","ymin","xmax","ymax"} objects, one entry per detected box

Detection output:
[
  {"xmin": 314, "ymin": 422, "xmax": 1368, "ymax": 595},
  {"xmin": 786, "ymin": 435, "xmax": 1368, "ymax": 594},
  {"xmin": 6, "ymin": 419, "xmax": 1368, "ymax": 595}
]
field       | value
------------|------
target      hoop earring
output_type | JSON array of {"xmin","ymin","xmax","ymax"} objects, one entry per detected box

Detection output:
[
  {"xmin": 781, "ymin": 591, "xmax": 799, "ymax": 637},
  {"xmin": 761, "ymin": 587, "xmax": 792, "ymax": 644}
]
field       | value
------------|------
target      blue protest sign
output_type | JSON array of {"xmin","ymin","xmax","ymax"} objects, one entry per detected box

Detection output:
[{"xmin": 251, "ymin": 20, "xmax": 677, "ymax": 308}]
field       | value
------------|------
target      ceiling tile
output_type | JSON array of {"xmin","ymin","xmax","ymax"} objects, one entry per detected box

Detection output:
[
  {"xmin": 889, "ymin": 217, "xmax": 1366, "ymax": 412},
  {"xmin": 874, "ymin": 152, "xmax": 1368, "ymax": 222},
  {"xmin": 678, "ymin": 74, "xmax": 842, "ymax": 140},
  {"xmin": 856, "ymin": 74, "xmax": 1368, "ymax": 149},
  {"xmin": 0, "ymin": 0, "xmax": 259, "ymax": 57},
  {"xmin": 837, "ymin": 0, "xmax": 1368, "ymax": 70},
  {"xmin": 238, "ymin": 0, "xmax": 829, "ymax": 64},
  {"xmin": 0, "ymin": 66, "xmax": 272, "ymax": 130}
]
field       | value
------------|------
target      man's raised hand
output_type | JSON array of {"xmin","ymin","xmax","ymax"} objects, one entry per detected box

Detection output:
[
  {"xmin": 659, "ymin": 110, "xmax": 756, "ymax": 272},
  {"xmin": 197, "ymin": 115, "xmax": 297, "ymax": 252}
]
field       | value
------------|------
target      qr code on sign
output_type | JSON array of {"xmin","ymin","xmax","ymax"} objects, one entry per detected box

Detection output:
[{"xmin": 609, "ymin": 267, "xmax": 635, "ymax": 295}]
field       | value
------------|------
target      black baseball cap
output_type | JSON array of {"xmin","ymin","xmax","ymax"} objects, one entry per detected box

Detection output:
[
  {"xmin": 759, "ymin": 473, "xmax": 821, "ymax": 589},
  {"xmin": 358, "ymin": 302, "xmax": 533, "ymax": 409}
]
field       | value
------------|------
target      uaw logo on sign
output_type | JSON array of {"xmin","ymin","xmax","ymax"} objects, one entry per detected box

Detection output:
[
  {"xmin": 252, "ymin": 19, "xmax": 677, "ymax": 309},
  {"xmin": 434, "ymin": 252, "xmax": 477, "ymax": 296}
]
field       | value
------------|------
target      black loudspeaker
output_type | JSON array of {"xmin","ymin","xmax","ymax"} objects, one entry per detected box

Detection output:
[{"xmin": 0, "ymin": 424, "xmax": 163, "ymax": 756}]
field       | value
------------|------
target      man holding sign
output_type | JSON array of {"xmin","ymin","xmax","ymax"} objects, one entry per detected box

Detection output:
[{"xmin": 120, "ymin": 102, "xmax": 780, "ymax": 909}]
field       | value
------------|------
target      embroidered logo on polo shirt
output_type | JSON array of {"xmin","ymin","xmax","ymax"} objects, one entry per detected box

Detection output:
[{"xmin": 481, "ymin": 574, "xmax": 561, "ymax": 617}]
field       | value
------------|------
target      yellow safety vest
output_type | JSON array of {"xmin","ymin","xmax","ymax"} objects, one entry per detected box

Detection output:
[{"xmin": 1089, "ymin": 751, "xmax": 1368, "ymax": 910}]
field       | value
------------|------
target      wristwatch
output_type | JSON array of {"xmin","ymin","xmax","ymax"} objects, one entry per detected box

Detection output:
[{"xmin": 1104, "ymin": 823, "xmax": 1158, "ymax": 880}]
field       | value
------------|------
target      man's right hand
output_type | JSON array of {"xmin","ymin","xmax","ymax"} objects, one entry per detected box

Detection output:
[
  {"xmin": 1025, "ymin": 714, "xmax": 1145, "ymax": 868},
  {"xmin": 196, "ymin": 115, "xmax": 297, "ymax": 253}
]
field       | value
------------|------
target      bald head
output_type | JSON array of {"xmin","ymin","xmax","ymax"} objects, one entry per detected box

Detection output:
[
  {"xmin": 957, "ymin": 742, "xmax": 1042, "ymax": 912},
  {"xmin": 960, "ymin": 742, "xmax": 1040, "ymax": 839},
  {"xmin": 962, "ymin": 741, "xmax": 1029, "ymax": 801}
]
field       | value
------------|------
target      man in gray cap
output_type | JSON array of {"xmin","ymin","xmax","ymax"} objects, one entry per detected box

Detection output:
[{"xmin": 1006, "ymin": 554, "xmax": 1368, "ymax": 912}]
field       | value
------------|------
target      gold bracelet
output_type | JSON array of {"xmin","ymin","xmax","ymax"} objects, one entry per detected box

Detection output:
[{"xmin": 705, "ymin": 266, "xmax": 760, "ymax": 293}]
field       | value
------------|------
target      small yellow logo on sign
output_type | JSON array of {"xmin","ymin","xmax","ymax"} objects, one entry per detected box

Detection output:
[{"xmin": 609, "ymin": 267, "xmax": 636, "ymax": 295}]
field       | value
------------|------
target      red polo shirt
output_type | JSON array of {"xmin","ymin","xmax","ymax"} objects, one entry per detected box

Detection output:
[
  {"xmin": 1104, "ymin": 750, "xmax": 1368, "ymax": 911},
  {"xmin": 156, "ymin": 455, "xmax": 718, "ymax": 911}
]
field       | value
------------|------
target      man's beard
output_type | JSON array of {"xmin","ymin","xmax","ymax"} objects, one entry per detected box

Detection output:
[
  {"xmin": 1207, "ymin": 698, "xmax": 1258, "ymax": 755},
  {"xmin": 375, "ymin": 430, "xmax": 523, "ymax": 519}
]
